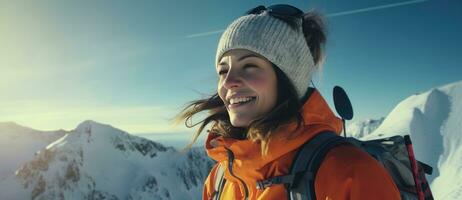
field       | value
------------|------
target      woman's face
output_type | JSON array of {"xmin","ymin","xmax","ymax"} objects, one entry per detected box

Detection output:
[{"xmin": 217, "ymin": 49, "xmax": 278, "ymax": 127}]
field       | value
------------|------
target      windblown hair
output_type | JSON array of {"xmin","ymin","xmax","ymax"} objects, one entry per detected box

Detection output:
[{"xmin": 176, "ymin": 10, "xmax": 327, "ymax": 154}]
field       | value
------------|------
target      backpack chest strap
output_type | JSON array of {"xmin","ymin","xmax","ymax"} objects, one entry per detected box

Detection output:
[
  {"xmin": 255, "ymin": 132, "xmax": 348, "ymax": 189},
  {"xmin": 256, "ymin": 174, "xmax": 302, "ymax": 190}
]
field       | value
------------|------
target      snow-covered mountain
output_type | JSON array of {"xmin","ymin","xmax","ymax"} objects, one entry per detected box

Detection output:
[
  {"xmin": 346, "ymin": 117, "xmax": 384, "ymax": 138},
  {"xmin": 2, "ymin": 80, "xmax": 462, "ymax": 200},
  {"xmin": 362, "ymin": 80, "xmax": 462, "ymax": 200},
  {"xmin": 0, "ymin": 120, "xmax": 214, "ymax": 200},
  {"xmin": 0, "ymin": 122, "xmax": 68, "ymax": 181}
]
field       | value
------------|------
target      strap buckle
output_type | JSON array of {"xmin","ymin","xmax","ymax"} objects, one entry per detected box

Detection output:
[
  {"xmin": 256, "ymin": 175, "xmax": 295, "ymax": 190},
  {"xmin": 256, "ymin": 178, "xmax": 276, "ymax": 190}
]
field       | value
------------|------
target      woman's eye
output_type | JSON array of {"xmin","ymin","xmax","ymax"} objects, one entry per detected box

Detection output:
[
  {"xmin": 243, "ymin": 64, "xmax": 259, "ymax": 72},
  {"xmin": 244, "ymin": 64, "xmax": 258, "ymax": 69}
]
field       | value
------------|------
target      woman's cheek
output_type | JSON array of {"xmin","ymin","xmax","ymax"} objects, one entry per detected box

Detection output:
[{"xmin": 247, "ymin": 74, "xmax": 274, "ymax": 91}]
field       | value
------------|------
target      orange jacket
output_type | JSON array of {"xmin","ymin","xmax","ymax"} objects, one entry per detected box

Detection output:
[{"xmin": 203, "ymin": 89, "xmax": 401, "ymax": 200}]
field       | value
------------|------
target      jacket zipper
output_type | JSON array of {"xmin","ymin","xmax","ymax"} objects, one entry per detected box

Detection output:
[{"xmin": 225, "ymin": 148, "xmax": 249, "ymax": 200}]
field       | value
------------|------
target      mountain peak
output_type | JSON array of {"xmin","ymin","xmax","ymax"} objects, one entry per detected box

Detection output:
[
  {"xmin": 73, "ymin": 120, "xmax": 125, "ymax": 138},
  {"xmin": 74, "ymin": 120, "xmax": 102, "ymax": 131},
  {"xmin": 64, "ymin": 119, "xmax": 171, "ymax": 157},
  {"xmin": 6, "ymin": 120, "xmax": 209, "ymax": 200}
]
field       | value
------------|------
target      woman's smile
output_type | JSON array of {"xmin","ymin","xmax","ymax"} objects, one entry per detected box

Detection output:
[{"xmin": 227, "ymin": 96, "xmax": 256, "ymax": 109}]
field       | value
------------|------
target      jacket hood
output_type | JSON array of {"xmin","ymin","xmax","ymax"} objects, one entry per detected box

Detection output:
[{"xmin": 205, "ymin": 88, "xmax": 343, "ymax": 170}]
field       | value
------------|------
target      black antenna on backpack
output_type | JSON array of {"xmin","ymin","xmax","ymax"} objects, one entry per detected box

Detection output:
[{"xmin": 333, "ymin": 86, "xmax": 353, "ymax": 138}]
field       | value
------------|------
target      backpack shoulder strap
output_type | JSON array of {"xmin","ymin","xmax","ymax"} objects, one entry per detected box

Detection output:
[
  {"xmin": 212, "ymin": 163, "xmax": 226, "ymax": 200},
  {"xmin": 288, "ymin": 131, "xmax": 351, "ymax": 200}
]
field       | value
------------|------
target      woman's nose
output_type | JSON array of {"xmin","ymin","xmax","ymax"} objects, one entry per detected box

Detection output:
[{"xmin": 223, "ymin": 71, "xmax": 242, "ymax": 89}]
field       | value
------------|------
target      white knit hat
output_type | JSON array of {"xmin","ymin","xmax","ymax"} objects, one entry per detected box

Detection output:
[{"xmin": 216, "ymin": 11, "xmax": 315, "ymax": 99}]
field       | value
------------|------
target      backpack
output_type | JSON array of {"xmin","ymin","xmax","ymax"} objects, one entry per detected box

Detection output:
[
  {"xmin": 212, "ymin": 131, "xmax": 434, "ymax": 200},
  {"xmin": 212, "ymin": 86, "xmax": 435, "ymax": 200}
]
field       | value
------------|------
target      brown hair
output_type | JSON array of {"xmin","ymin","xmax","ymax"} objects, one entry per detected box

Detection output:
[{"xmin": 176, "ymin": 10, "xmax": 327, "ymax": 153}]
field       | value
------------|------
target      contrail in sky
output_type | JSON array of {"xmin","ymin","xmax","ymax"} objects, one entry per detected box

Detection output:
[
  {"xmin": 186, "ymin": 30, "xmax": 226, "ymax": 38},
  {"xmin": 326, "ymin": 0, "xmax": 429, "ymax": 17},
  {"xmin": 185, "ymin": 0, "xmax": 430, "ymax": 38}
]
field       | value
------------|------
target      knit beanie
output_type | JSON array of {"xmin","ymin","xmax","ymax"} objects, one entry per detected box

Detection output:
[{"xmin": 215, "ymin": 11, "xmax": 315, "ymax": 99}]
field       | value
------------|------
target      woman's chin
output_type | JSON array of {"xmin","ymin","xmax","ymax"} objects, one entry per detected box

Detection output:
[{"xmin": 229, "ymin": 116, "xmax": 251, "ymax": 128}]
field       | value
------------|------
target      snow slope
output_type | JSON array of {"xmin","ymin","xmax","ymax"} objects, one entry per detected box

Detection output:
[
  {"xmin": 346, "ymin": 117, "xmax": 384, "ymax": 138},
  {"xmin": 0, "ymin": 122, "xmax": 67, "ymax": 181},
  {"xmin": 0, "ymin": 120, "xmax": 214, "ymax": 200},
  {"xmin": 363, "ymin": 80, "xmax": 462, "ymax": 200}
]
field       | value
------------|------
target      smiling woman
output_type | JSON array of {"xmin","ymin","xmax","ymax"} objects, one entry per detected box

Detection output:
[
  {"xmin": 176, "ymin": 4, "xmax": 401, "ymax": 200},
  {"xmin": 217, "ymin": 50, "xmax": 278, "ymax": 128},
  {"xmin": 177, "ymin": 48, "xmax": 303, "ymax": 145}
]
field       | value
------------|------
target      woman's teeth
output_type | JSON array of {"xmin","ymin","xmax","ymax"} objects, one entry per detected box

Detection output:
[{"xmin": 229, "ymin": 97, "xmax": 254, "ymax": 105}]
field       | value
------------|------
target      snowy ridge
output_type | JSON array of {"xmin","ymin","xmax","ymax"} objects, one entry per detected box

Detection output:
[
  {"xmin": 0, "ymin": 120, "xmax": 214, "ymax": 200},
  {"xmin": 363, "ymin": 80, "xmax": 462, "ymax": 200},
  {"xmin": 346, "ymin": 117, "xmax": 384, "ymax": 139}
]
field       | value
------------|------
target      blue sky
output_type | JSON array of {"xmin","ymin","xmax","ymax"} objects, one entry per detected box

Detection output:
[{"xmin": 1, "ymin": 0, "xmax": 461, "ymax": 134}]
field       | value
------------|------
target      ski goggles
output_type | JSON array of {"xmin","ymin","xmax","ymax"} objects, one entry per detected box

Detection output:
[{"xmin": 245, "ymin": 4, "xmax": 304, "ymax": 20}]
